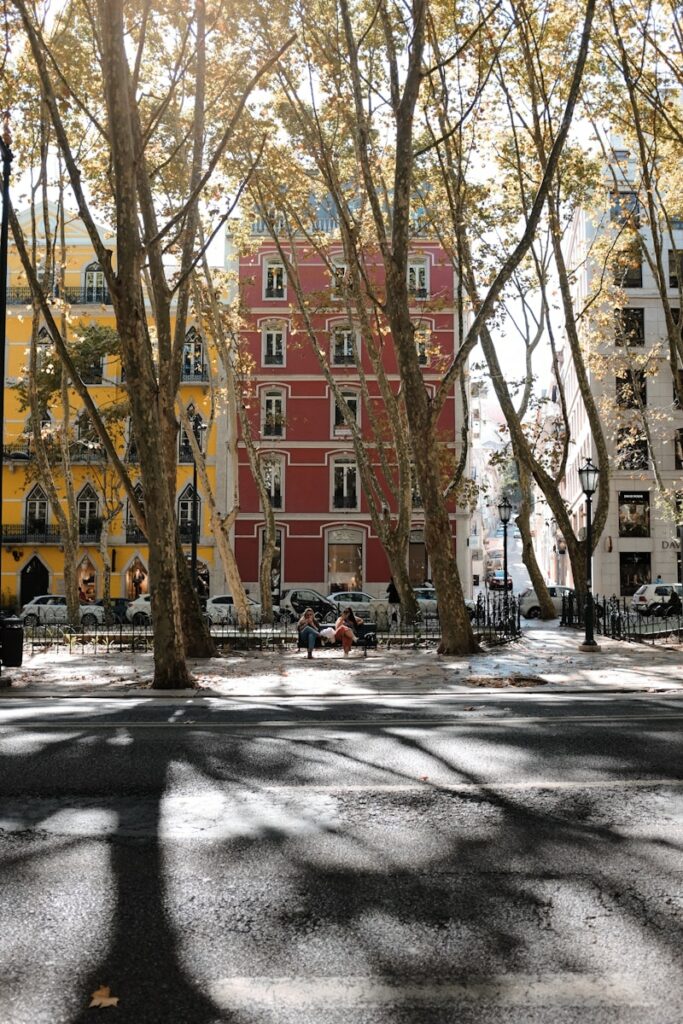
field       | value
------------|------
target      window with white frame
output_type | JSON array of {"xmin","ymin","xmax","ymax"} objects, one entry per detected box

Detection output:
[
  {"xmin": 264, "ymin": 259, "xmax": 286, "ymax": 299},
  {"xmin": 182, "ymin": 327, "xmax": 206, "ymax": 380},
  {"xmin": 333, "ymin": 390, "xmax": 359, "ymax": 433},
  {"xmin": 26, "ymin": 485, "xmax": 48, "ymax": 532},
  {"xmin": 84, "ymin": 261, "xmax": 107, "ymax": 303},
  {"xmin": 262, "ymin": 456, "xmax": 284, "ymax": 509},
  {"xmin": 332, "ymin": 326, "xmax": 357, "ymax": 366},
  {"xmin": 332, "ymin": 457, "xmax": 358, "ymax": 509},
  {"xmin": 263, "ymin": 390, "xmax": 285, "ymax": 437},
  {"xmin": 408, "ymin": 258, "xmax": 428, "ymax": 299},
  {"xmin": 178, "ymin": 483, "xmax": 200, "ymax": 541},
  {"xmin": 414, "ymin": 325, "xmax": 431, "ymax": 366},
  {"xmin": 78, "ymin": 485, "xmax": 99, "ymax": 535},
  {"xmin": 262, "ymin": 323, "xmax": 286, "ymax": 366},
  {"xmin": 331, "ymin": 261, "xmax": 349, "ymax": 299}
]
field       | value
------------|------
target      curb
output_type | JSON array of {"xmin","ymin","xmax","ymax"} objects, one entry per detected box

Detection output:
[{"xmin": 1, "ymin": 685, "xmax": 682, "ymax": 700}]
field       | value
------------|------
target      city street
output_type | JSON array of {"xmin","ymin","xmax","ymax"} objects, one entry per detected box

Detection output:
[{"xmin": 0, "ymin": 692, "xmax": 681, "ymax": 1023}]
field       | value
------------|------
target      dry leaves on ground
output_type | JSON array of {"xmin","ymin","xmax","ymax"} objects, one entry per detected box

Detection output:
[{"xmin": 89, "ymin": 985, "xmax": 119, "ymax": 1008}]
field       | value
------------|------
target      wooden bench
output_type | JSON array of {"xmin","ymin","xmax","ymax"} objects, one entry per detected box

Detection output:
[{"xmin": 297, "ymin": 622, "xmax": 378, "ymax": 657}]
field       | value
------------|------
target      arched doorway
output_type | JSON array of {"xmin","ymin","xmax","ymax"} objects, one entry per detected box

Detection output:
[
  {"xmin": 126, "ymin": 557, "xmax": 149, "ymax": 599},
  {"xmin": 20, "ymin": 556, "xmax": 49, "ymax": 607}
]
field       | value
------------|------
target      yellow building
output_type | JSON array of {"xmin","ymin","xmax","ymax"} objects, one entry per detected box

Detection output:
[{"xmin": 1, "ymin": 204, "xmax": 216, "ymax": 611}]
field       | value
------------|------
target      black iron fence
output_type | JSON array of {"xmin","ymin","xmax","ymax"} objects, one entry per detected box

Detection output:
[
  {"xmin": 561, "ymin": 592, "xmax": 683, "ymax": 645},
  {"xmin": 20, "ymin": 595, "xmax": 521, "ymax": 656}
]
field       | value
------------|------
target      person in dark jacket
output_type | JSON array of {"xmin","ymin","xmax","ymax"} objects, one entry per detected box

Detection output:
[{"xmin": 386, "ymin": 578, "xmax": 400, "ymax": 626}]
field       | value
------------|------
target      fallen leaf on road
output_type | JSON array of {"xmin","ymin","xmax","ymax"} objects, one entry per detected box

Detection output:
[{"xmin": 89, "ymin": 985, "xmax": 119, "ymax": 1008}]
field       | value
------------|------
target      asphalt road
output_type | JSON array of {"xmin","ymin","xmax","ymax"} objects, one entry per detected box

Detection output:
[{"xmin": 0, "ymin": 693, "xmax": 681, "ymax": 1024}]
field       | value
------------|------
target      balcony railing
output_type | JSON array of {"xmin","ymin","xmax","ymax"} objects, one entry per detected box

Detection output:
[
  {"xmin": 180, "ymin": 365, "xmax": 209, "ymax": 383},
  {"xmin": 69, "ymin": 442, "xmax": 106, "ymax": 463},
  {"xmin": 2, "ymin": 523, "xmax": 61, "ymax": 544},
  {"xmin": 79, "ymin": 520, "xmax": 102, "ymax": 543},
  {"xmin": 126, "ymin": 524, "xmax": 146, "ymax": 543},
  {"xmin": 6, "ymin": 285, "xmax": 112, "ymax": 305},
  {"xmin": 3, "ymin": 442, "xmax": 33, "ymax": 461}
]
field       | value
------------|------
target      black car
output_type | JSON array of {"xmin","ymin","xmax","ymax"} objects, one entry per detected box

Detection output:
[{"xmin": 278, "ymin": 588, "xmax": 338, "ymax": 623}]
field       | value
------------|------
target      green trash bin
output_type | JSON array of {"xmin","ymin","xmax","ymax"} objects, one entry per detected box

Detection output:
[{"xmin": 1, "ymin": 616, "xmax": 24, "ymax": 668}]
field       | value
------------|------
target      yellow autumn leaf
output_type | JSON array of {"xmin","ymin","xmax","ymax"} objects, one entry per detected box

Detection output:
[{"xmin": 89, "ymin": 985, "xmax": 119, "ymax": 1008}]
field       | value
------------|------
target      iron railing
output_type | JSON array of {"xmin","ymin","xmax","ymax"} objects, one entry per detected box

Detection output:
[
  {"xmin": 561, "ymin": 592, "xmax": 683, "ymax": 645},
  {"xmin": 19, "ymin": 596, "xmax": 521, "ymax": 655},
  {"xmin": 6, "ymin": 285, "xmax": 112, "ymax": 305}
]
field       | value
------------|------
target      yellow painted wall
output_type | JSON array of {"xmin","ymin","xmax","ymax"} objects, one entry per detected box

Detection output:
[{"xmin": 1, "ymin": 206, "xmax": 217, "ymax": 610}]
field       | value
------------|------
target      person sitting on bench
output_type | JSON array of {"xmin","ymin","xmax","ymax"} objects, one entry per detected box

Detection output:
[
  {"xmin": 334, "ymin": 606, "xmax": 363, "ymax": 657},
  {"xmin": 297, "ymin": 607, "xmax": 321, "ymax": 659}
]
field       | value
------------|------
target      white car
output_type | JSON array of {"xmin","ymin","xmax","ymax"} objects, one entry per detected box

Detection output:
[
  {"xmin": 631, "ymin": 583, "xmax": 683, "ymax": 615},
  {"xmin": 125, "ymin": 593, "xmax": 152, "ymax": 625},
  {"xmin": 206, "ymin": 594, "xmax": 262, "ymax": 625},
  {"xmin": 20, "ymin": 594, "xmax": 107, "ymax": 628},
  {"xmin": 414, "ymin": 586, "xmax": 477, "ymax": 621},
  {"xmin": 519, "ymin": 585, "xmax": 574, "ymax": 619}
]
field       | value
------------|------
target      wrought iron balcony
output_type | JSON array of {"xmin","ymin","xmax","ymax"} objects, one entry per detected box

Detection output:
[
  {"xmin": 180, "ymin": 364, "xmax": 209, "ymax": 382},
  {"xmin": 6, "ymin": 285, "xmax": 112, "ymax": 305},
  {"xmin": 126, "ymin": 524, "xmax": 146, "ymax": 543},
  {"xmin": 79, "ymin": 519, "xmax": 102, "ymax": 543},
  {"xmin": 3, "ymin": 442, "xmax": 32, "ymax": 461},
  {"xmin": 2, "ymin": 523, "xmax": 61, "ymax": 544}
]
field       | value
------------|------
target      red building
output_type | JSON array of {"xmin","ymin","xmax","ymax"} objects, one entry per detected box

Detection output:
[{"xmin": 228, "ymin": 226, "xmax": 465, "ymax": 601}]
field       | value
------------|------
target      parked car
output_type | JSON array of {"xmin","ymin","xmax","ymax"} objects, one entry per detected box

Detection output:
[
  {"xmin": 278, "ymin": 588, "xmax": 338, "ymax": 623},
  {"xmin": 125, "ymin": 593, "xmax": 152, "ymax": 625},
  {"xmin": 95, "ymin": 597, "xmax": 129, "ymax": 624},
  {"xmin": 206, "ymin": 594, "xmax": 262, "ymax": 625},
  {"xmin": 486, "ymin": 570, "xmax": 513, "ymax": 591},
  {"xmin": 413, "ymin": 586, "xmax": 477, "ymax": 621},
  {"xmin": 631, "ymin": 583, "xmax": 683, "ymax": 616},
  {"xmin": 20, "ymin": 594, "xmax": 107, "ymax": 628},
  {"xmin": 326, "ymin": 591, "xmax": 387, "ymax": 622},
  {"xmin": 519, "ymin": 585, "xmax": 574, "ymax": 619}
]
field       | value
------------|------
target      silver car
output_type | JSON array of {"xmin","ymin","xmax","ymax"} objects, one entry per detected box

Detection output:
[
  {"xmin": 326, "ymin": 591, "xmax": 387, "ymax": 622},
  {"xmin": 206, "ymin": 594, "xmax": 262, "ymax": 625}
]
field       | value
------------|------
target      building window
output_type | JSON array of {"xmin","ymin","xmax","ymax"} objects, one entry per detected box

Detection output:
[
  {"xmin": 613, "ymin": 242, "xmax": 642, "ymax": 288},
  {"xmin": 26, "ymin": 485, "xmax": 48, "ymax": 534},
  {"xmin": 264, "ymin": 260, "xmax": 286, "ymax": 299},
  {"xmin": 333, "ymin": 390, "xmax": 359, "ymax": 433},
  {"xmin": 619, "ymin": 551, "xmax": 651, "ymax": 596},
  {"xmin": 179, "ymin": 408, "xmax": 206, "ymax": 462},
  {"xmin": 263, "ymin": 390, "xmax": 285, "ymax": 437},
  {"xmin": 414, "ymin": 326, "xmax": 431, "ymax": 366},
  {"xmin": 262, "ymin": 323, "xmax": 285, "ymax": 366},
  {"xmin": 178, "ymin": 483, "xmax": 200, "ymax": 542},
  {"xmin": 616, "ymin": 368, "xmax": 646, "ymax": 408},
  {"xmin": 262, "ymin": 456, "xmax": 283, "ymax": 509},
  {"xmin": 331, "ymin": 261, "xmax": 349, "ymax": 299},
  {"xmin": 411, "ymin": 465, "xmax": 423, "ymax": 508},
  {"xmin": 182, "ymin": 328, "xmax": 207, "ymax": 381},
  {"xmin": 669, "ymin": 250, "xmax": 683, "ymax": 290},
  {"xmin": 332, "ymin": 457, "xmax": 358, "ymax": 509},
  {"xmin": 327, "ymin": 527, "xmax": 363, "ymax": 591},
  {"xmin": 618, "ymin": 491, "xmax": 650, "ymax": 537},
  {"xmin": 36, "ymin": 326, "xmax": 53, "ymax": 372},
  {"xmin": 615, "ymin": 308, "xmax": 645, "ymax": 347},
  {"xmin": 675, "ymin": 429, "xmax": 683, "ymax": 470},
  {"xmin": 84, "ymin": 262, "xmax": 107, "ymax": 303},
  {"xmin": 126, "ymin": 484, "xmax": 145, "ymax": 541},
  {"xmin": 616, "ymin": 428, "xmax": 649, "ymax": 470},
  {"xmin": 610, "ymin": 191, "xmax": 640, "ymax": 228},
  {"xmin": 674, "ymin": 368, "xmax": 683, "ymax": 409},
  {"xmin": 332, "ymin": 327, "xmax": 356, "ymax": 366},
  {"xmin": 408, "ymin": 259, "xmax": 428, "ymax": 299},
  {"xmin": 78, "ymin": 485, "xmax": 100, "ymax": 538}
]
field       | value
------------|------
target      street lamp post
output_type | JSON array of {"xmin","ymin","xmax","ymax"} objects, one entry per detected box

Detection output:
[
  {"xmin": 578, "ymin": 457, "xmax": 600, "ymax": 652},
  {"xmin": 498, "ymin": 496, "xmax": 512, "ymax": 621},
  {"xmin": 0, "ymin": 116, "xmax": 13, "ymax": 681},
  {"xmin": 190, "ymin": 416, "xmax": 207, "ymax": 591}
]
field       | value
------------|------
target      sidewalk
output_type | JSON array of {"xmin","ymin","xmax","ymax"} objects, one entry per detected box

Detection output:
[{"xmin": 1, "ymin": 622, "xmax": 682, "ymax": 698}]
